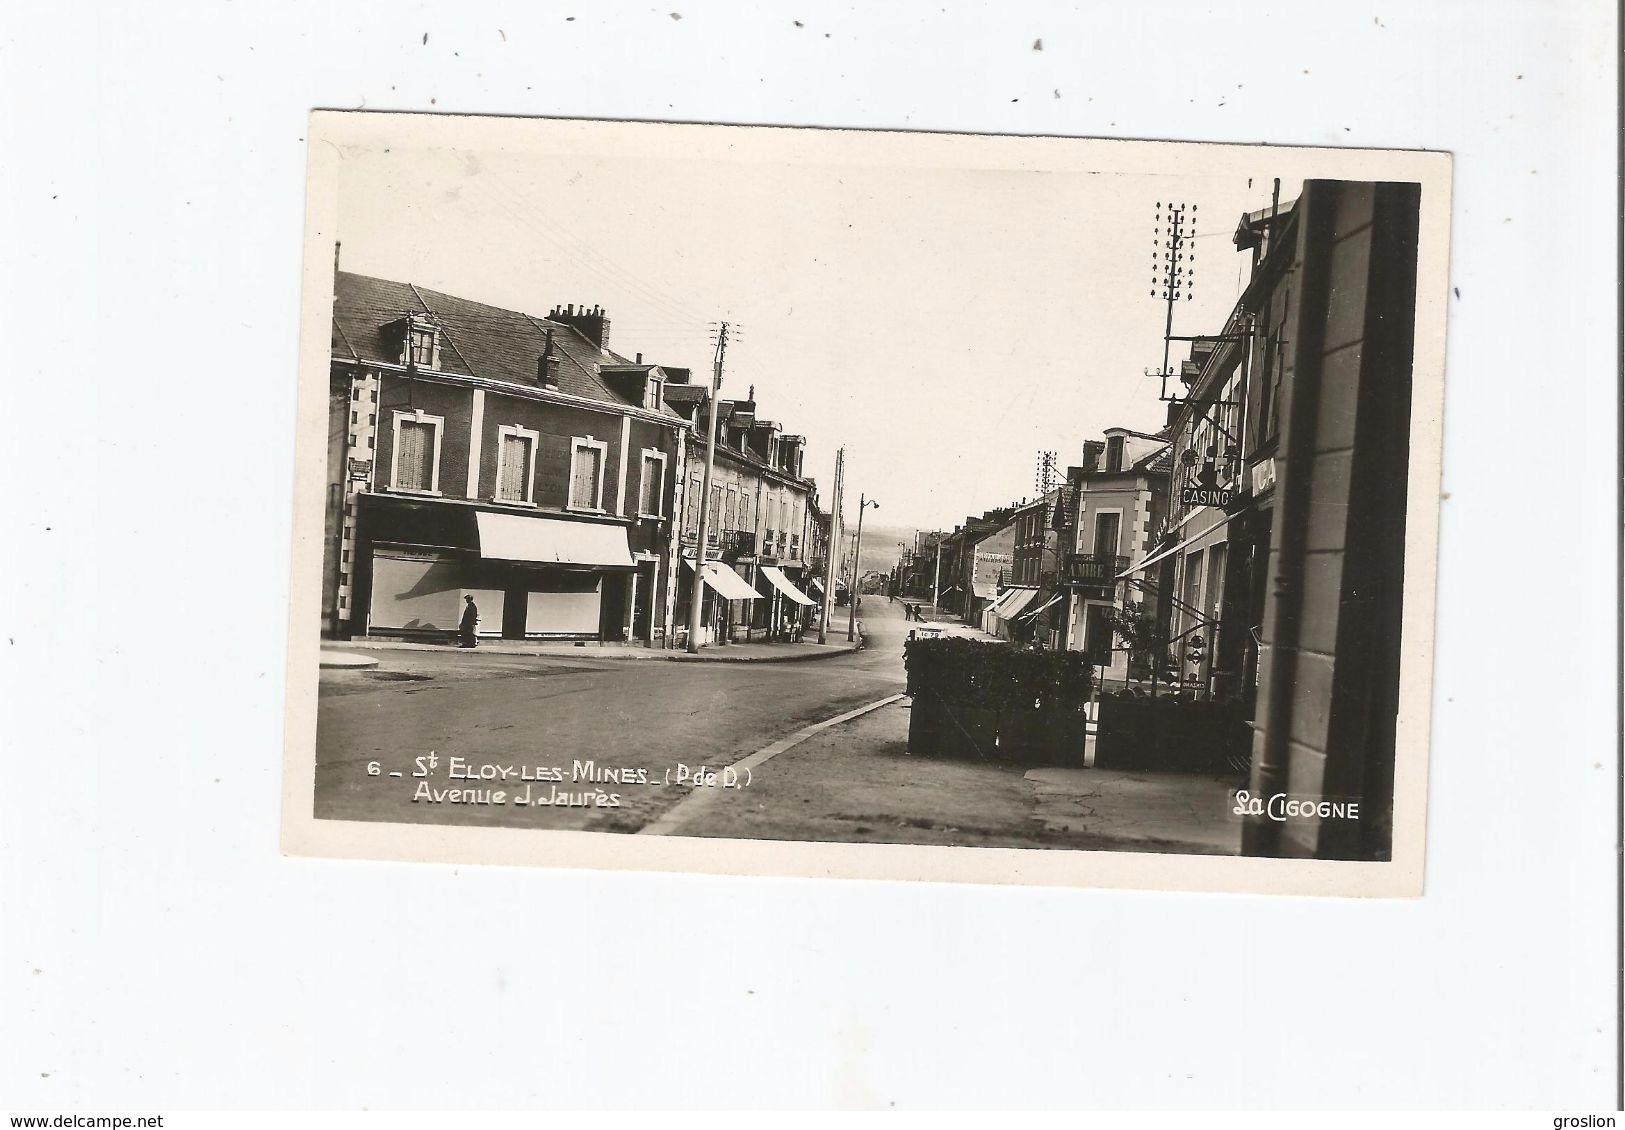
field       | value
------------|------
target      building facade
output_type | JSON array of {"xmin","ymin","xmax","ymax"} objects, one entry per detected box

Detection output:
[
  {"xmin": 325, "ymin": 274, "xmax": 691, "ymax": 647},
  {"xmin": 661, "ymin": 382, "xmax": 821, "ymax": 645},
  {"xmin": 1120, "ymin": 180, "xmax": 1421, "ymax": 859},
  {"xmin": 1060, "ymin": 430, "xmax": 1171, "ymax": 685}
]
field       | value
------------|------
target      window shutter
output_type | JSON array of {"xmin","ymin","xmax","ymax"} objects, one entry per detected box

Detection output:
[
  {"xmin": 572, "ymin": 445, "xmax": 602, "ymax": 509},
  {"xmin": 397, "ymin": 420, "xmax": 434, "ymax": 491},
  {"xmin": 640, "ymin": 455, "xmax": 660, "ymax": 515},
  {"xmin": 499, "ymin": 434, "xmax": 529, "ymax": 501}
]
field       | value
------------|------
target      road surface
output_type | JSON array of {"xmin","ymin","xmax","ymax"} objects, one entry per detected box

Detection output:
[{"xmin": 314, "ymin": 602, "xmax": 908, "ymax": 833}]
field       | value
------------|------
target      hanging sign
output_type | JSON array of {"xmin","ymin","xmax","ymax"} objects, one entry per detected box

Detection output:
[{"xmin": 1181, "ymin": 485, "xmax": 1234, "ymax": 507}]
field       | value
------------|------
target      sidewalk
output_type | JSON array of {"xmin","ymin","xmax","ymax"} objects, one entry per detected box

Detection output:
[
  {"xmin": 671, "ymin": 697, "xmax": 1241, "ymax": 853},
  {"xmin": 894, "ymin": 601, "xmax": 1001, "ymax": 642},
  {"xmin": 335, "ymin": 626, "xmax": 865, "ymax": 664}
]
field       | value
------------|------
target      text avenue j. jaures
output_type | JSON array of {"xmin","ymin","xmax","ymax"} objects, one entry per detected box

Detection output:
[{"xmin": 1232, "ymin": 791, "xmax": 1361, "ymax": 822}]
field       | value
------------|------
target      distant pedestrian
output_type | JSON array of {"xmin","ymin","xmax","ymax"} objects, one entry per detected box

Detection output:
[{"xmin": 458, "ymin": 595, "xmax": 479, "ymax": 648}]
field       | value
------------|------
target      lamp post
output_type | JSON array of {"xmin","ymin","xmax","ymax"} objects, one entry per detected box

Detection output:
[{"xmin": 847, "ymin": 495, "xmax": 878, "ymax": 641}]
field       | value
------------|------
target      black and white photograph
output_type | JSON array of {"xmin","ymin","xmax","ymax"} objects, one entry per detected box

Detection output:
[
  {"xmin": 6, "ymin": 0, "xmax": 1619, "ymax": 1117},
  {"xmin": 282, "ymin": 112, "xmax": 1449, "ymax": 893}
]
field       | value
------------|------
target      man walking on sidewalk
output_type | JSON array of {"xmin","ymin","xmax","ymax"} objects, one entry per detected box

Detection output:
[{"xmin": 458, "ymin": 595, "xmax": 480, "ymax": 649}]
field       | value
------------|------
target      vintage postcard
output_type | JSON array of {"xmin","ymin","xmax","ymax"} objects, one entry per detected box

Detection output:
[{"xmin": 281, "ymin": 112, "xmax": 1450, "ymax": 896}]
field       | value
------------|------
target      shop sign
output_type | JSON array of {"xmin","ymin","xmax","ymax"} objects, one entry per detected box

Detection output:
[
  {"xmin": 1250, "ymin": 458, "xmax": 1276, "ymax": 495},
  {"xmin": 1181, "ymin": 486, "xmax": 1233, "ymax": 508},
  {"xmin": 347, "ymin": 458, "xmax": 372, "ymax": 480}
]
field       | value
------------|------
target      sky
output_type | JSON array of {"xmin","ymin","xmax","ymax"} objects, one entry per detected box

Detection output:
[{"xmin": 331, "ymin": 124, "xmax": 1295, "ymax": 540}]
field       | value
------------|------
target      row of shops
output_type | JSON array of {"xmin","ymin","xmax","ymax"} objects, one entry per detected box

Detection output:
[{"xmin": 323, "ymin": 271, "xmax": 831, "ymax": 650}]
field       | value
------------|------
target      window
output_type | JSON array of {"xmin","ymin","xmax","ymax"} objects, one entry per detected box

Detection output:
[
  {"xmin": 569, "ymin": 436, "xmax": 608, "ymax": 511},
  {"xmin": 1184, "ymin": 549, "xmax": 1205, "ymax": 632},
  {"xmin": 1204, "ymin": 544, "xmax": 1228, "ymax": 620},
  {"xmin": 638, "ymin": 450, "xmax": 667, "ymax": 518},
  {"xmin": 404, "ymin": 320, "xmax": 439, "ymax": 369},
  {"xmin": 1093, "ymin": 511, "xmax": 1121, "ymax": 558},
  {"xmin": 1104, "ymin": 435, "xmax": 1125, "ymax": 473},
  {"xmin": 685, "ymin": 475, "xmax": 702, "ymax": 533},
  {"xmin": 496, "ymin": 425, "xmax": 538, "ymax": 503},
  {"xmin": 725, "ymin": 486, "xmax": 737, "ymax": 531},
  {"xmin": 390, "ymin": 410, "xmax": 443, "ymax": 494}
]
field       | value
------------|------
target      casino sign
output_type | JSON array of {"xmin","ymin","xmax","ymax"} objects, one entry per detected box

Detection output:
[{"xmin": 1178, "ymin": 446, "xmax": 1236, "ymax": 509}]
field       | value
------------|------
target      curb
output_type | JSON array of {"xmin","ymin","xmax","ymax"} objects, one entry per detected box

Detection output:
[
  {"xmin": 318, "ymin": 649, "xmax": 380, "ymax": 670},
  {"xmin": 330, "ymin": 633, "xmax": 865, "ymax": 665}
]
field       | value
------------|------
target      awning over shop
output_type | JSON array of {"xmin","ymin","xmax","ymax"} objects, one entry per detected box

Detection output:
[
  {"xmin": 996, "ymin": 586, "xmax": 1041, "ymax": 620},
  {"xmin": 1017, "ymin": 587, "xmax": 1061, "ymax": 621},
  {"xmin": 683, "ymin": 557, "xmax": 759, "ymax": 601},
  {"xmin": 1117, "ymin": 511, "xmax": 1235, "ymax": 579},
  {"xmin": 760, "ymin": 565, "xmax": 817, "ymax": 606},
  {"xmin": 475, "ymin": 510, "xmax": 634, "ymax": 568}
]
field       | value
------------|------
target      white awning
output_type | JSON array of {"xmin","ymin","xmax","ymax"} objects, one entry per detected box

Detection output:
[
  {"xmin": 760, "ymin": 565, "xmax": 817, "ymax": 606},
  {"xmin": 475, "ymin": 511, "xmax": 634, "ymax": 568},
  {"xmin": 683, "ymin": 558, "xmax": 759, "ymax": 601},
  {"xmin": 1018, "ymin": 591, "xmax": 1063, "ymax": 621},
  {"xmin": 996, "ymin": 586, "xmax": 1041, "ymax": 620},
  {"xmin": 1117, "ymin": 511, "xmax": 1235, "ymax": 579}
]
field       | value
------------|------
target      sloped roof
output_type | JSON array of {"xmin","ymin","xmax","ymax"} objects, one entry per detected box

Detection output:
[
  {"xmin": 331, "ymin": 271, "xmax": 677, "ymax": 415},
  {"xmin": 1136, "ymin": 446, "xmax": 1173, "ymax": 474}
]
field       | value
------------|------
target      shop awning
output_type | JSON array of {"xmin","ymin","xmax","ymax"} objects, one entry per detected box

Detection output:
[
  {"xmin": 1017, "ymin": 588, "xmax": 1062, "ymax": 621},
  {"xmin": 683, "ymin": 557, "xmax": 759, "ymax": 601},
  {"xmin": 475, "ymin": 511, "xmax": 634, "ymax": 568},
  {"xmin": 1117, "ymin": 511, "xmax": 1235, "ymax": 579},
  {"xmin": 991, "ymin": 586, "xmax": 1039, "ymax": 618},
  {"xmin": 760, "ymin": 565, "xmax": 817, "ymax": 606}
]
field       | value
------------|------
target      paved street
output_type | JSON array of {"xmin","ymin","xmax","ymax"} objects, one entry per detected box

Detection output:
[
  {"xmin": 315, "ymin": 606, "xmax": 904, "ymax": 834},
  {"xmin": 316, "ymin": 597, "xmax": 1239, "ymax": 853}
]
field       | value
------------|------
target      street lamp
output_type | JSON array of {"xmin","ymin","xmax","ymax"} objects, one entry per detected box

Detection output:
[{"xmin": 847, "ymin": 495, "xmax": 879, "ymax": 642}]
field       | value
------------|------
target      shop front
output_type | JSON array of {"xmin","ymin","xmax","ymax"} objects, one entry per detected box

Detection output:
[
  {"xmin": 759, "ymin": 564, "xmax": 817, "ymax": 636},
  {"xmin": 675, "ymin": 555, "xmax": 760, "ymax": 647},
  {"xmin": 354, "ymin": 494, "xmax": 639, "ymax": 643}
]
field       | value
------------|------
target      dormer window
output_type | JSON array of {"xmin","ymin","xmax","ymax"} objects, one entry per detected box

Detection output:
[
  {"xmin": 1104, "ymin": 435, "xmax": 1125, "ymax": 473},
  {"xmin": 399, "ymin": 317, "xmax": 441, "ymax": 370}
]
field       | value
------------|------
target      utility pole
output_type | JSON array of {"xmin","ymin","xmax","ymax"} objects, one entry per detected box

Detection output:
[
  {"xmin": 848, "ymin": 493, "xmax": 878, "ymax": 642},
  {"xmin": 685, "ymin": 322, "xmax": 729, "ymax": 654},
  {"xmin": 1145, "ymin": 200, "xmax": 1198, "ymax": 404},
  {"xmin": 930, "ymin": 531, "xmax": 941, "ymax": 613},
  {"xmin": 817, "ymin": 448, "xmax": 844, "ymax": 645}
]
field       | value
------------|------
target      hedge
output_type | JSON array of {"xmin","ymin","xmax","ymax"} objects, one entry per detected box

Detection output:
[{"xmin": 903, "ymin": 637, "xmax": 1093, "ymax": 712}]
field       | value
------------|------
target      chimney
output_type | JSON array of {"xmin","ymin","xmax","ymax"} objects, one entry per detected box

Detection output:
[
  {"xmin": 1080, "ymin": 440, "xmax": 1105, "ymax": 473},
  {"xmin": 547, "ymin": 302, "xmax": 611, "ymax": 352},
  {"xmin": 537, "ymin": 330, "xmax": 561, "ymax": 389}
]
